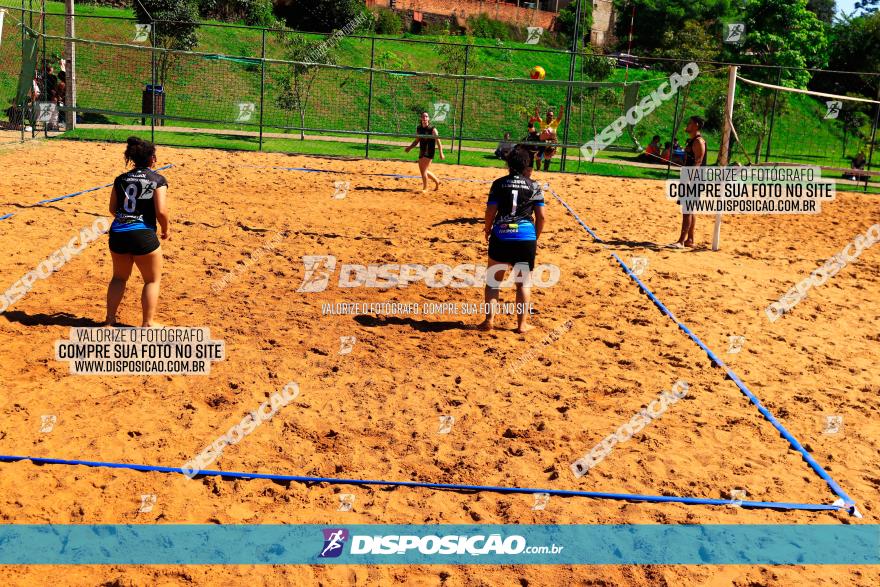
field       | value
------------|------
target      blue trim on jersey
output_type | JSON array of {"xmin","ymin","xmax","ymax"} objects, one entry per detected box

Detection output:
[
  {"xmin": 111, "ymin": 219, "xmax": 153, "ymax": 233},
  {"xmin": 492, "ymin": 220, "xmax": 537, "ymax": 241}
]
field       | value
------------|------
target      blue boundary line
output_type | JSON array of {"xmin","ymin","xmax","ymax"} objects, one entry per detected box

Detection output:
[
  {"xmin": 546, "ymin": 186, "xmax": 859, "ymax": 517},
  {"xmin": 0, "ymin": 166, "xmax": 854, "ymax": 516},
  {"xmin": 0, "ymin": 455, "xmax": 843, "ymax": 513},
  {"xmin": 0, "ymin": 165, "xmax": 175, "ymax": 218}
]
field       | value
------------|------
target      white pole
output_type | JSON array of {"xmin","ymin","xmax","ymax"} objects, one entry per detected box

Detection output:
[
  {"xmin": 713, "ymin": 65, "xmax": 737, "ymax": 251},
  {"xmin": 0, "ymin": 10, "xmax": 6, "ymax": 49},
  {"xmin": 65, "ymin": 0, "xmax": 76, "ymax": 130}
]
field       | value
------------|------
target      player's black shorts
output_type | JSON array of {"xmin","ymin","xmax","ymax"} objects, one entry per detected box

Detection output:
[
  {"xmin": 488, "ymin": 237, "xmax": 537, "ymax": 270},
  {"xmin": 108, "ymin": 229, "xmax": 160, "ymax": 256}
]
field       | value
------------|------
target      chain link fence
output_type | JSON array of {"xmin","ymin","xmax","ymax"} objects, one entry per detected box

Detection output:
[{"xmin": 2, "ymin": 6, "xmax": 878, "ymax": 187}]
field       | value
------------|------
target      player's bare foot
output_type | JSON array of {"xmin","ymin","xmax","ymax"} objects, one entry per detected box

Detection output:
[
  {"xmin": 515, "ymin": 323, "xmax": 535, "ymax": 334},
  {"xmin": 433, "ymin": 178, "xmax": 441, "ymax": 191},
  {"xmin": 143, "ymin": 322, "xmax": 165, "ymax": 328},
  {"xmin": 683, "ymin": 240, "xmax": 694, "ymax": 247},
  {"xmin": 477, "ymin": 319, "xmax": 494, "ymax": 331}
]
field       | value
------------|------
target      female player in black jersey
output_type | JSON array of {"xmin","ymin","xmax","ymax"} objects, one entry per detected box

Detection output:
[
  {"xmin": 479, "ymin": 146, "xmax": 545, "ymax": 334},
  {"xmin": 669, "ymin": 116, "xmax": 707, "ymax": 248},
  {"xmin": 405, "ymin": 111, "xmax": 444, "ymax": 192},
  {"xmin": 104, "ymin": 137, "xmax": 170, "ymax": 327}
]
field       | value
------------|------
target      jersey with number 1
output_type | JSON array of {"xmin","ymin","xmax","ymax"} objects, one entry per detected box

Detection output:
[
  {"xmin": 110, "ymin": 168, "xmax": 168, "ymax": 232},
  {"xmin": 487, "ymin": 173, "xmax": 544, "ymax": 241}
]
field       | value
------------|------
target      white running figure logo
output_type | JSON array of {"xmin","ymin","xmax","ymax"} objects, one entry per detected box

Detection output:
[{"xmin": 321, "ymin": 529, "xmax": 346, "ymax": 557}]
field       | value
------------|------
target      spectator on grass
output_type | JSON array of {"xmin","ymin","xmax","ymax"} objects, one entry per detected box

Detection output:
[
  {"xmin": 845, "ymin": 152, "xmax": 867, "ymax": 181},
  {"xmin": 640, "ymin": 135, "xmax": 661, "ymax": 162},
  {"xmin": 5, "ymin": 98, "xmax": 23, "ymax": 130},
  {"xmin": 495, "ymin": 132, "xmax": 515, "ymax": 160},
  {"xmin": 660, "ymin": 141, "xmax": 672, "ymax": 162}
]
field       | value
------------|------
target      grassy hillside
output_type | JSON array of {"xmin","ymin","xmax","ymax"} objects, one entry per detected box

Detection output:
[{"xmin": 0, "ymin": 1, "xmax": 873, "ymax": 176}]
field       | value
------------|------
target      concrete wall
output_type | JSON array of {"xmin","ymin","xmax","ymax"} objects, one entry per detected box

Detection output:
[{"xmin": 590, "ymin": 0, "xmax": 615, "ymax": 48}]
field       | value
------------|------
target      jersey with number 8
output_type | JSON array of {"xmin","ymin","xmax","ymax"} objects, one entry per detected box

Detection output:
[{"xmin": 110, "ymin": 167, "xmax": 169, "ymax": 233}]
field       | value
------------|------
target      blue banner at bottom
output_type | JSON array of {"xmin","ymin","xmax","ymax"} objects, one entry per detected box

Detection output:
[{"xmin": 0, "ymin": 525, "xmax": 877, "ymax": 565}]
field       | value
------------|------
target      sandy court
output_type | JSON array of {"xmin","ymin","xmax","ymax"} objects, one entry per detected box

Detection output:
[{"xmin": 0, "ymin": 139, "xmax": 878, "ymax": 585}]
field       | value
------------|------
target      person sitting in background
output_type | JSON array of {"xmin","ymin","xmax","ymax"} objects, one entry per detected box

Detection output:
[
  {"xmin": 640, "ymin": 135, "xmax": 661, "ymax": 162},
  {"xmin": 672, "ymin": 138, "xmax": 686, "ymax": 165},
  {"xmin": 495, "ymin": 132, "xmax": 515, "ymax": 160},
  {"xmin": 844, "ymin": 152, "xmax": 867, "ymax": 181},
  {"xmin": 5, "ymin": 98, "xmax": 23, "ymax": 130},
  {"xmin": 660, "ymin": 141, "xmax": 672, "ymax": 162}
]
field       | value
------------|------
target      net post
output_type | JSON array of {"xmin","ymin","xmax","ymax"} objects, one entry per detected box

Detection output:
[
  {"xmin": 365, "ymin": 36, "xmax": 375, "ymax": 160},
  {"xmin": 713, "ymin": 65, "xmax": 737, "ymax": 252},
  {"xmin": 866, "ymin": 84, "xmax": 880, "ymax": 193},
  {"xmin": 764, "ymin": 67, "xmax": 782, "ymax": 162},
  {"xmin": 560, "ymin": 0, "xmax": 583, "ymax": 173},
  {"xmin": 64, "ymin": 0, "xmax": 75, "ymax": 131},
  {"xmin": 150, "ymin": 17, "xmax": 156, "ymax": 144},
  {"xmin": 40, "ymin": 0, "xmax": 46, "ymax": 138},
  {"xmin": 456, "ymin": 43, "xmax": 470, "ymax": 166},
  {"xmin": 665, "ymin": 78, "xmax": 681, "ymax": 181},
  {"xmin": 258, "ymin": 28, "xmax": 265, "ymax": 151}
]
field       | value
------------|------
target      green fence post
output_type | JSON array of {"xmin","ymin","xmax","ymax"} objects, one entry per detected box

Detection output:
[
  {"xmin": 764, "ymin": 67, "xmax": 782, "ymax": 163},
  {"xmin": 456, "ymin": 43, "xmax": 470, "ymax": 166},
  {"xmin": 150, "ymin": 18, "xmax": 156, "ymax": 144},
  {"xmin": 259, "ymin": 27, "xmax": 265, "ymax": 151},
  {"xmin": 41, "ymin": 0, "xmax": 46, "ymax": 138},
  {"xmin": 20, "ymin": 0, "xmax": 25, "ymax": 142},
  {"xmin": 365, "ymin": 36, "xmax": 375, "ymax": 159},
  {"xmin": 665, "ymin": 86, "xmax": 681, "ymax": 180},
  {"xmin": 865, "ymin": 84, "xmax": 880, "ymax": 193},
  {"xmin": 560, "ymin": 0, "xmax": 584, "ymax": 173}
]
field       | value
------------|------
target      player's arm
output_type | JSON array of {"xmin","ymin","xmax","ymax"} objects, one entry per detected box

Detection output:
[
  {"xmin": 484, "ymin": 204, "xmax": 497, "ymax": 241},
  {"xmin": 534, "ymin": 204, "xmax": 545, "ymax": 239},
  {"xmin": 108, "ymin": 186, "xmax": 118, "ymax": 216},
  {"xmin": 693, "ymin": 137, "xmax": 706, "ymax": 168},
  {"xmin": 433, "ymin": 127, "xmax": 444, "ymax": 159},
  {"xmin": 404, "ymin": 132, "xmax": 419, "ymax": 152},
  {"xmin": 154, "ymin": 185, "xmax": 170, "ymax": 240}
]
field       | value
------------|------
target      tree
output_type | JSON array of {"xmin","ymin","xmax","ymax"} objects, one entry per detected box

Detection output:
[
  {"xmin": 806, "ymin": 0, "xmax": 836, "ymax": 24},
  {"xmin": 275, "ymin": 0, "xmax": 369, "ymax": 33},
  {"xmin": 275, "ymin": 31, "xmax": 336, "ymax": 140},
  {"xmin": 133, "ymin": 0, "xmax": 201, "ymax": 88},
  {"xmin": 736, "ymin": 0, "xmax": 829, "ymax": 87},
  {"xmin": 854, "ymin": 0, "xmax": 878, "ymax": 15},
  {"xmin": 655, "ymin": 20, "xmax": 721, "ymax": 69},
  {"xmin": 612, "ymin": 0, "xmax": 732, "ymax": 54},
  {"xmin": 813, "ymin": 11, "xmax": 880, "ymax": 98},
  {"xmin": 556, "ymin": 0, "xmax": 593, "ymax": 50}
]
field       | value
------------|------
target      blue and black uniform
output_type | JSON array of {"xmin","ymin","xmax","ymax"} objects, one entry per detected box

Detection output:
[
  {"xmin": 487, "ymin": 173, "xmax": 544, "ymax": 270},
  {"xmin": 417, "ymin": 125, "xmax": 437, "ymax": 160},
  {"xmin": 108, "ymin": 167, "xmax": 167, "ymax": 256}
]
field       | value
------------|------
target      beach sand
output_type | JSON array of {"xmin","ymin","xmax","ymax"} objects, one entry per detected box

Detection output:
[{"xmin": 0, "ymin": 140, "xmax": 877, "ymax": 585}]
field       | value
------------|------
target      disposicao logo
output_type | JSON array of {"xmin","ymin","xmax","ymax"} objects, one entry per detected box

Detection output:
[{"xmin": 319, "ymin": 528, "xmax": 349, "ymax": 558}]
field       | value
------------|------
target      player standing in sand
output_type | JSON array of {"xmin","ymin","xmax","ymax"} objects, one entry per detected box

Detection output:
[
  {"xmin": 669, "ymin": 116, "xmax": 707, "ymax": 249},
  {"xmin": 536, "ymin": 106, "xmax": 564, "ymax": 172},
  {"xmin": 405, "ymin": 112, "xmax": 444, "ymax": 192},
  {"xmin": 104, "ymin": 137, "xmax": 170, "ymax": 327},
  {"xmin": 479, "ymin": 146, "xmax": 545, "ymax": 334}
]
